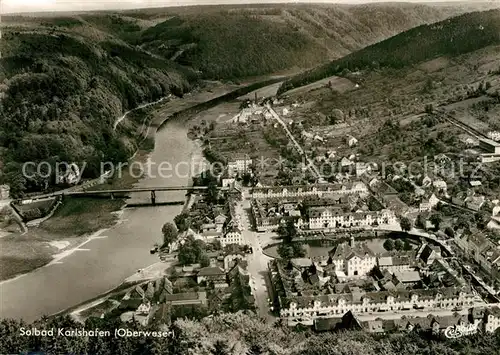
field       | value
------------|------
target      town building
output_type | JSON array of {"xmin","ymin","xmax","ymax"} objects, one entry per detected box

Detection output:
[
  {"xmin": 0, "ymin": 185, "xmax": 10, "ymax": 200},
  {"xmin": 252, "ymin": 198, "xmax": 305, "ymax": 232},
  {"xmin": 416, "ymin": 244, "xmax": 442, "ymax": 265},
  {"xmin": 196, "ymin": 266, "xmax": 226, "ymax": 286},
  {"xmin": 433, "ymin": 180, "xmax": 447, "ymax": 192},
  {"xmin": 377, "ymin": 255, "xmax": 415, "ymax": 273},
  {"xmin": 479, "ymin": 138, "xmax": 500, "ymax": 154},
  {"xmin": 251, "ymin": 182, "xmax": 368, "ymax": 199},
  {"xmin": 465, "ymin": 195, "xmax": 485, "ymax": 211},
  {"xmin": 220, "ymin": 226, "xmax": 243, "ymax": 247},
  {"xmin": 308, "ymin": 207, "xmax": 396, "ymax": 230},
  {"xmin": 214, "ymin": 214, "xmax": 227, "ymax": 232},
  {"xmin": 228, "ymin": 154, "xmax": 253, "ymax": 176},
  {"xmin": 278, "ymin": 286, "xmax": 480, "ymax": 325},
  {"xmin": 484, "ymin": 306, "xmax": 500, "ymax": 333},
  {"xmin": 165, "ymin": 292, "xmax": 208, "ymax": 306},
  {"xmin": 346, "ymin": 135, "xmax": 358, "ymax": 147},
  {"xmin": 419, "ymin": 194, "xmax": 440, "ymax": 212},
  {"xmin": 487, "ymin": 131, "xmax": 500, "ymax": 142},
  {"xmin": 329, "ymin": 240, "xmax": 376, "ymax": 278},
  {"xmin": 221, "ymin": 176, "xmax": 236, "ymax": 188},
  {"xmin": 355, "ymin": 162, "xmax": 371, "ymax": 177}
]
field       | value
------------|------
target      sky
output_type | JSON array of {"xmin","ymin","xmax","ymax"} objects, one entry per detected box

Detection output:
[{"xmin": 2, "ymin": 0, "xmax": 497, "ymax": 14}]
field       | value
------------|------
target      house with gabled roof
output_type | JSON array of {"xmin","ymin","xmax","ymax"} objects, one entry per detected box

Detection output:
[
  {"xmin": 484, "ymin": 306, "xmax": 500, "ymax": 333},
  {"xmin": 329, "ymin": 239, "xmax": 376, "ymax": 278},
  {"xmin": 196, "ymin": 266, "xmax": 226, "ymax": 285}
]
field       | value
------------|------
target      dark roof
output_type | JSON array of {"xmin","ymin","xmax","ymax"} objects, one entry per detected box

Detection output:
[
  {"xmin": 153, "ymin": 303, "xmax": 171, "ymax": 324},
  {"xmin": 330, "ymin": 242, "xmax": 374, "ymax": 260},
  {"xmin": 314, "ymin": 317, "xmax": 343, "ymax": 332},
  {"xmin": 165, "ymin": 292, "xmax": 207, "ymax": 302},
  {"xmin": 198, "ymin": 266, "xmax": 225, "ymax": 276}
]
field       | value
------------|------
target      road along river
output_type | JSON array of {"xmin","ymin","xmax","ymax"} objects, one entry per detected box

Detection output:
[{"xmin": 0, "ymin": 78, "xmax": 286, "ymax": 322}]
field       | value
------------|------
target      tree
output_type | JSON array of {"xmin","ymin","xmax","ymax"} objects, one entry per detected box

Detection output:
[
  {"xmin": 292, "ymin": 242, "xmax": 306, "ymax": 258},
  {"xmin": 475, "ymin": 211, "xmax": 489, "ymax": 229},
  {"xmin": 383, "ymin": 239, "xmax": 395, "ymax": 251},
  {"xmin": 277, "ymin": 244, "xmax": 294, "ymax": 260},
  {"xmin": 174, "ymin": 212, "xmax": 191, "ymax": 232},
  {"xmin": 278, "ymin": 219, "xmax": 297, "ymax": 244},
  {"xmin": 403, "ymin": 239, "xmax": 412, "ymax": 251},
  {"xmin": 162, "ymin": 222, "xmax": 178, "ymax": 247},
  {"xmin": 429, "ymin": 213, "xmax": 443, "ymax": 230},
  {"xmin": 178, "ymin": 236, "xmax": 208, "ymax": 266},
  {"xmin": 400, "ymin": 217, "xmax": 412, "ymax": 233},
  {"xmin": 394, "ymin": 239, "xmax": 404, "ymax": 251},
  {"xmin": 444, "ymin": 227, "xmax": 455, "ymax": 238}
]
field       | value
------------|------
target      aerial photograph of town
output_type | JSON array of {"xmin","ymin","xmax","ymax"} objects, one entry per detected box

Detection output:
[{"xmin": 1, "ymin": 0, "xmax": 500, "ymax": 353}]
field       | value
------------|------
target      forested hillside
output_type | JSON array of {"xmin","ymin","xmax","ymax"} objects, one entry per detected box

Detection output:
[
  {"xmin": 136, "ymin": 3, "xmax": 467, "ymax": 79},
  {"xmin": 0, "ymin": 16, "xmax": 198, "ymax": 196},
  {"xmin": 1, "ymin": 312, "xmax": 500, "ymax": 355},
  {"xmin": 0, "ymin": 3, "xmax": 479, "ymax": 196},
  {"xmin": 279, "ymin": 9, "xmax": 500, "ymax": 93}
]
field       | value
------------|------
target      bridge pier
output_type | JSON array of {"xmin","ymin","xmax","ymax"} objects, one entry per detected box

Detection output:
[{"xmin": 151, "ymin": 190, "xmax": 156, "ymax": 205}]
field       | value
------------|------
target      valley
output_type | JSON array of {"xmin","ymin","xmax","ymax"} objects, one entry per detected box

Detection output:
[{"xmin": 2, "ymin": 3, "xmax": 500, "ymax": 355}]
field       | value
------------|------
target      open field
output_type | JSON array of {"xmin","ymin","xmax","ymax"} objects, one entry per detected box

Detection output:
[
  {"xmin": 0, "ymin": 230, "xmax": 87, "ymax": 281},
  {"xmin": 283, "ymin": 75, "xmax": 356, "ymax": 97},
  {"xmin": 39, "ymin": 198, "xmax": 123, "ymax": 236},
  {"xmin": 238, "ymin": 82, "xmax": 283, "ymax": 101}
]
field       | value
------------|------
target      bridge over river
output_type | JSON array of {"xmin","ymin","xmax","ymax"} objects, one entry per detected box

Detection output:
[{"xmin": 27, "ymin": 186, "xmax": 230, "ymax": 206}]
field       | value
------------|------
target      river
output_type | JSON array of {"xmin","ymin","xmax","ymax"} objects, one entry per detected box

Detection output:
[
  {"xmin": 0, "ymin": 77, "xmax": 289, "ymax": 322},
  {"xmin": 0, "ymin": 121, "xmax": 198, "ymax": 322}
]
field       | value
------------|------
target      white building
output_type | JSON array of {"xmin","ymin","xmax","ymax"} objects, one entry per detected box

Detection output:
[
  {"xmin": 251, "ymin": 182, "xmax": 368, "ymax": 199},
  {"xmin": 487, "ymin": 131, "xmax": 500, "ymax": 142},
  {"xmin": 56, "ymin": 163, "xmax": 81, "ymax": 185},
  {"xmin": 228, "ymin": 154, "xmax": 252, "ymax": 176},
  {"xmin": 355, "ymin": 162, "xmax": 371, "ymax": 177},
  {"xmin": 484, "ymin": 307, "xmax": 500, "ymax": 333},
  {"xmin": 0, "ymin": 185, "xmax": 10, "ymax": 200},
  {"xmin": 330, "ymin": 240, "xmax": 376, "ymax": 278},
  {"xmin": 308, "ymin": 207, "xmax": 396, "ymax": 230},
  {"xmin": 377, "ymin": 255, "xmax": 414, "ymax": 273},
  {"xmin": 220, "ymin": 229, "xmax": 243, "ymax": 247},
  {"xmin": 222, "ymin": 177, "xmax": 236, "ymax": 187},
  {"xmin": 280, "ymin": 288, "xmax": 478, "ymax": 324},
  {"xmin": 347, "ymin": 135, "xmax": 358, "ymax": 147},
  {"xmin": 433, "ymin": 180, "xmax": 447, "ymax": 192},
  {"xmin": 419, "ymin": 194, "xmax": 440, "ymax": 212},
  {"xmin": 420, "ymin": 175, "xmax": 432, "ymax": 187}
]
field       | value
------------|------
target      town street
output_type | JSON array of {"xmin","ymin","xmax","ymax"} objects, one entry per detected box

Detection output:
[
  {"xmin": 266, "ymin": 105, "xmax": 323, "ymax": 181},
  {"xmin": 237, "ymin": 192, "xmax": 276, "ymax": 321}
]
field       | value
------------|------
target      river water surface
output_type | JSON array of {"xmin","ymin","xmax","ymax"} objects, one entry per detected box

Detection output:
[{"xmin": 0, "ymin": 122, "xmax": 197, "ymax": 322}]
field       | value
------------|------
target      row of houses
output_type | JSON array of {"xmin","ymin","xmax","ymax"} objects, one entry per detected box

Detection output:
[
  {"xmin": 124, "ymin": 257, "xmax": 254, "ymax": 326},
  {"xmin": 454, "ymin": 232, "xmax": 500, "ymax": 279},
  {"xmin": 278, "ymin": 284, "xmax": 481, "ymax": 325},
  {"xmin": 308, "ymin": 206, "xmax": 397, "ymax": 230},
  {"xmin": 314, "ymin": 307, "xmax": 500, "ymax": 335},
  {"xmin": 251, "ymin": 182, "xmax": 369, "ymax": 199},
  {"xmin": 271, "ymin": 239, "xmax": 480, "ymax": 326}
]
